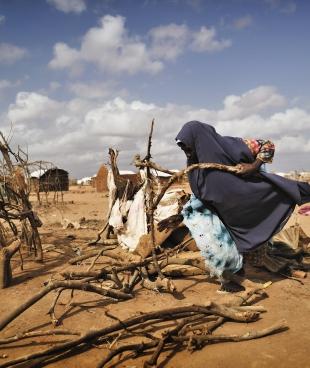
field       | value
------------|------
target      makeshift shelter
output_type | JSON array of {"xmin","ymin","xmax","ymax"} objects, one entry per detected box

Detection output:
[
  {"xmin": 94, "ymin": 165, "xmax": 141, "ymax": 193},
  {"xmin": 151, "ymin": 168, "xmax": 186, "ymax": 188},
  {"xmin": 95, "ymin": 165, "xmax": 109, "ymax": 192},
  {"xmin": 30, "ymin": 168, "xmax": 69, "ymax": 192},
  {"xmin": 119, "ymin": 170, "xmax": 141, "ymax": 186}
]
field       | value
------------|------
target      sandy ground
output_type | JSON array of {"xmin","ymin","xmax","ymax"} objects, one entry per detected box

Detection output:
[{"xmin": 0, "ymin": 185, "xmax": 309, "ymax": 368}]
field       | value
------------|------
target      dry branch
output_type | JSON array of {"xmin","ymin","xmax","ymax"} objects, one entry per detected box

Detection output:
[
  {"xmin": 0, "ymin": 329, "xmax": 80, "ymax": 345},
  {"xmin": 0, "ymin": 239, "xmax": 20, "ymax": 288},
  {"xmin": 88, "ymin": 201, "xmax": 117, "ymax": 246},
  {"xmin": 144, "ymin": 119, "xmax": 165, "ymax": 279},
  {"xmin": 0, "ymin": 302, "xmax": 263, "ymax": 367},
  {"xmin": 48, "ymin": 288, "xmax": 66, "ymax": 326},
  {"xmin": 68, "ymin": 247, "xmax": 119, "ymax": 265},
  {"xmin": 97, "ymin": 340, "xmax": 159, "ymax": 368},
  {"xmin": 134, "ymin": 157, "xmax": 241, "ymax": 210},
  {"xmin": 141, "ymin": 276, "xmax": 177, "ymax": 293},
  {"xmin": 0, "ymin": 280, "xmax": 132, "ymax": 331},
  {"xmin": 172, "ymin": 320, "xmax": 288, "ymax": 344}
]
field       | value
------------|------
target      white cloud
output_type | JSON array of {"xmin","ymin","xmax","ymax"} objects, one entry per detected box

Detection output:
[
  {"xmin": 0, "ymin": 43, "xmax": 27, "ymax": 64},
  {"xmin": 49, "ymin": 15, "xmax": 163, "ymax": 75},
  {"xmin": 49, "ymin": 81, "xmax": 62, "ymax": 91},
  {"xmin": 0, "ymin": 79, "xmax": 21, "ymax": 96},
  {"xmin": 49, "ymin": 15, "xmax": 231, "ymax": 75},
  {"xmin": 149, "ymin": 23, "xmax": 231, "ymax": 57},
  {"xmin": 191, "ymin": 26, "xmax": 231, "ymax": 52},
  {"xmin": 233, "ymin": 15, "xmax": 253, "ymax": 30},
  {"xmin": 0, "ymin": 15, "xmax": 5, "ymax": 25},
  {"xmin": 68, "ymin": 80, "xmax": 126, "ymax": 99},
  {"xmin": 4, "ymin": 85, "xmax": 309, "ymax": 177},
  {"xmin": 48, "ymin": 42, "xmax": 80, "ymax": 69},
  {"xmin": 0, "ymin": 80, "xmax": 15, "ymax": 90},
  {"xmin": 276, "ymin": 136, "xmax": 310, "ymax": 153},
  {"xmin": 47, "ymin": 0, "xmax": 86, "ymax": 14},
  {"xmin": 8, "ymin": 92, "xmax": 62, "ymax": 123},
  {"xmin": 217, "ymin": 85, "xmax": 287, "ymax": 120},
  {"xmin": 149, "ymin": 24, "xmax": 189, "ymax": 60}
]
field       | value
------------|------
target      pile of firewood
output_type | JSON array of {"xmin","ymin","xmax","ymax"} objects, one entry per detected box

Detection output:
[{"xmin": 0, "ymin": 279, "xmax": 287, "ymax": 367}]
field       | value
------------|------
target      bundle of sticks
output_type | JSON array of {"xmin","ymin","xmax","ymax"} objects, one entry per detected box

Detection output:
[{"xmin": 0, "ymin": 274, "xmax": 286, "ymax": 368}]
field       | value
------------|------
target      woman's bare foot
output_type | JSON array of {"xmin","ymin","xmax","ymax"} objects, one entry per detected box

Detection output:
[{"xmin": 221, "ymin": 269, "xmax": 265, "ymax": 291}]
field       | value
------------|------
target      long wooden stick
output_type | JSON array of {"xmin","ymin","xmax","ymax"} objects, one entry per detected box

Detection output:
[
  {"xmin": 68, "ymin": 247, "xmax": 119, "ymax": 265},
  {"xmin": 0, "ymin": 280, "xmax": 132, "ymax": 331},
  {"xmin": 172, "ymin": 320, "xmax": 288, "ymax": 344},
  {"xmin": 88, "ymin": 196, "xmax": 117, "ymax": 245},
  {"xmin": 134, "ymin": 158, "xmax": 241, "ymax": 209},
  {"xmin": 0, "ymin": 329, "xmax": 80, "ymax": 345},
  {"xmin": 144, "ymin": 119, "xmax": 164, "ymax": 279}
]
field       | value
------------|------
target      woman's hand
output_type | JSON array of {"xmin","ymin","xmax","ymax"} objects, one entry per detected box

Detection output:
[{"xmin": 236, "ymin": 159, "xmax": 263, "ymax": 177}]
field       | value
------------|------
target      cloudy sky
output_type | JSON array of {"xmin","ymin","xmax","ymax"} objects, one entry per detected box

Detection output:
[{"xmin": 0, "ymin": 0, "xmax": 309, "ymax": 178}]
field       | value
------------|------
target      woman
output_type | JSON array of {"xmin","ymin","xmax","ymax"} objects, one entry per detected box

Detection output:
[{"xmin": 173, "ymin": 121, "xmax": 310, "ymax": 291}]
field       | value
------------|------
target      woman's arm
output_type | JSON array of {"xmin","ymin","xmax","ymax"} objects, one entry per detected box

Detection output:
[
  {"xmin": 244, "ymin": 139, "xmax": 275, "ymax": 163},
  {"xmin": 237, "ymin": 139, "xmax": 275, "ymax": 176}
]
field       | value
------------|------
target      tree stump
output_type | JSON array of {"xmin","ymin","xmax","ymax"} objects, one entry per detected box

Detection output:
[{"xmin": 0, "ymin": 240, "xmax": 21, "ymax": 289}]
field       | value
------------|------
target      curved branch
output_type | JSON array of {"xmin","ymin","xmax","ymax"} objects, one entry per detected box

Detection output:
[
  {"xmin": 153, "ymin": 162, "xmax": 240, "ymax": 209},
  {"xmin": 0, "ymin": 280, "xmax": 132, "ymax": 331},
  {"xmin": 134, "ymin": 155, "xmax": 175, "ymax": 176},
  {"xmin": 134, "ymin": 156, "xmax": 241, "ymax": 209}
]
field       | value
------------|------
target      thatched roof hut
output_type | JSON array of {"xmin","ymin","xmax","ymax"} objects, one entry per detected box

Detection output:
[{"xmin": 31, "ymin": 168, "xmax": 69, "ymax": 192}]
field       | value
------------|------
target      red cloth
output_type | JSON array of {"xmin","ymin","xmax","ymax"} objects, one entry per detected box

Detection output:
[{"xmin": 298, "ymin": 205, "xmax": 310, "ymax": 216}]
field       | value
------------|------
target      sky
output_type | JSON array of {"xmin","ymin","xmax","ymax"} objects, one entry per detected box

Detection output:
[{"xmin": 0, "ymin": 0, "xmax": 309, "ymax": 178}]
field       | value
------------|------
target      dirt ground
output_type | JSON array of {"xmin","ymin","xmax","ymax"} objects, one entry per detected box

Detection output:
[{"xmin": 0, "ymin": 185, "xmax": 309, "ymax": 368}]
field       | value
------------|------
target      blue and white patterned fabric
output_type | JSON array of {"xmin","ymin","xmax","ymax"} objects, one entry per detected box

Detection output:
[{"xmin": 182, "ymin": 195, "xmax": 243, "ymax": 279}]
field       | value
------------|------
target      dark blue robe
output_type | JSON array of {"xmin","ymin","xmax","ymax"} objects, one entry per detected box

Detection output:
[{"xmin": 176, "ymin": 121, "xmax": 310, "ymax": 253}]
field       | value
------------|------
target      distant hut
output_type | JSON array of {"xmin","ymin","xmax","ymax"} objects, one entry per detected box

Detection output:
[
  {"xmin": 95, "ymin": 165, "xmax": 109, "ymax": 192},
  {"xmin": 150, "ymin": 169, "xmax": 180, "ymax": 184},
  {"xmin": 151, "ymin": 169, "xmax": 170, "ymax": 185},
  {"xmin": 149, "ymin": 169, "xmax": 189, "ymax": 190},
  {"xmin": 31, "ymin": 168, "xmax": 69, "ymax": 192},
  {"xmin": 119, "ymin": 170, "xmax": 141, "ymax": 186},
  {"xmin": 94, "ymin": 164, "xmax": 142, "ymax": 193}
]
